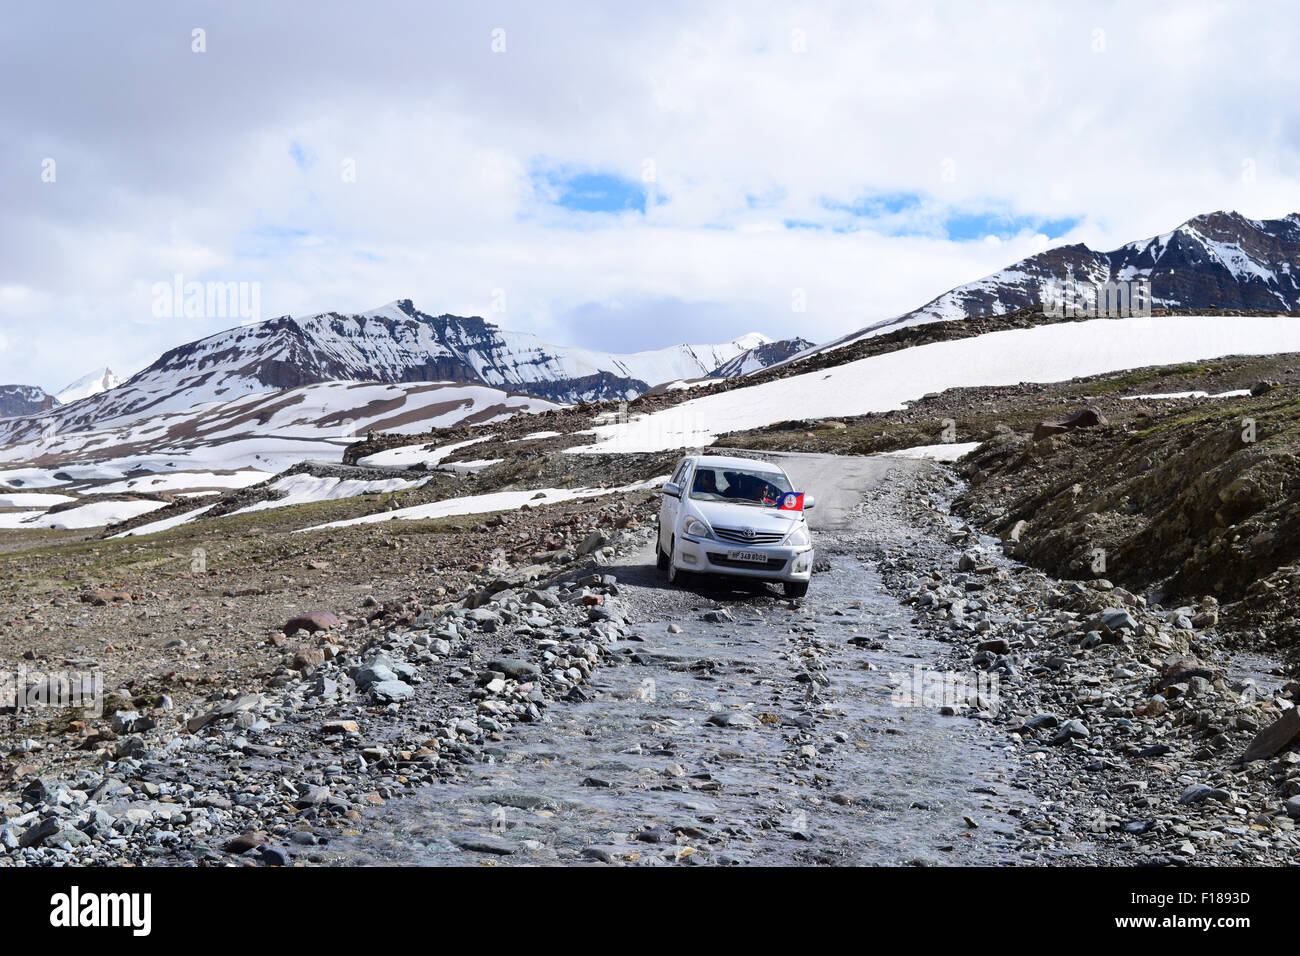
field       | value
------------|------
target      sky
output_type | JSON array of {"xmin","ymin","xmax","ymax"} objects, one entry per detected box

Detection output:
[{"xmin": 2, "ymin": 0, "xmax": 1299, "ymax": 391}]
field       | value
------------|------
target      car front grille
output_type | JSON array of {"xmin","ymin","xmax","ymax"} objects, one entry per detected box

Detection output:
[
  {"xmin": 707, "ymin": 552, "xmax": 788, "ymax": 571},
  {"xmin": 712, "ymin": 526, "xmax": 786, "ymax": 546}
]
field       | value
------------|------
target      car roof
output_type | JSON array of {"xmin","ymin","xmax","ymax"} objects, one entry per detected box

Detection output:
[{"xmin": 690, "ymin": 454, "xmax": 786, "ymax": 473}]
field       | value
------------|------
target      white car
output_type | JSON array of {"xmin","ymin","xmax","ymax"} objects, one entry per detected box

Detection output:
[{"xmin": 656, "ymin": 454, "xmax": 816, "ymax": 598}]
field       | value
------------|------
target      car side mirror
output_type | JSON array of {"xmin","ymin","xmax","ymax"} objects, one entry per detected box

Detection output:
[
  {"xmin": 662, "ymin": 481, "xmax": 682, "ymax": 498},
  {"xmin": 803, "ymin": 494, "xmax": 816, "ymax": 510}
]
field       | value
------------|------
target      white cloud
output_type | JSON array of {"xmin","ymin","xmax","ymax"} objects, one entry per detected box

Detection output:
[{"xmin": 1, "ymin": 1, "xmax": 1297, "ymax": 389}]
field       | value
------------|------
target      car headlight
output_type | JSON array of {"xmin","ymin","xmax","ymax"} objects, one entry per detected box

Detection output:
[
  {"xmin": 683, "ymin": 517, "xmax": 713, "ymax": 539},
  {"xmin": 785, "ymin": 525, "xmax": 810, "ymax": 547}
]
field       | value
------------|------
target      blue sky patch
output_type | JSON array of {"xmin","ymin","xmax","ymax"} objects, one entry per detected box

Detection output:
[
  {"xmin": 532, "ymin": 164, "xmax": 649, "ymax": 214},
  {"xmin": 789, "ymin": 190, "xmax": 1080, "ymax": 242},
  {"xmin": 823, "ymin": 191, "xmax": 923, "ymax": 217},
  {"xmin": 943, "ymin": 211, "xmax": 1080, "ymax": 241},
  {"xmin": 288, "ymin": 140, "xmax": 318, "ymax": 171}
]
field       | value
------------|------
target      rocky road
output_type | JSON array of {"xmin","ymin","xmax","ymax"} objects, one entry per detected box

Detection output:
[
  {"xmin": 327, "ymin": 454, "xmax": 1032, "ymax": 865},
  {"xmin": 9, "ymin": 452, "xmax": 1299, "ymax": 866}
]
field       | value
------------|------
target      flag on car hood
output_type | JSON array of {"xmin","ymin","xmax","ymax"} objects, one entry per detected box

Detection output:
[{"xmin": 776, "ymin": 491, "xmax": 805, "ymax": 512}]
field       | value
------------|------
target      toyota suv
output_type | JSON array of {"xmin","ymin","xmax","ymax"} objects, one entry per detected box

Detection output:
[{"xmin": 656, "ymin": 454, "xmax": 815, "ymax": 598}]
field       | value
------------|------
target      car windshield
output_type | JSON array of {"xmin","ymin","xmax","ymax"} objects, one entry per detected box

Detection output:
[{"xmin": 689, "ymin": 466, "xmax": 792, "ymax": 506}]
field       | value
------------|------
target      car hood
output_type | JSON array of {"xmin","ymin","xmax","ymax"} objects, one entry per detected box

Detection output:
[{"xmin": 691, "ymin": 499, "xmax": 804, "ymax": 532}]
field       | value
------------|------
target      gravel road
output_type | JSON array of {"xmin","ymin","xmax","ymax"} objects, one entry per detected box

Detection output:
[{"xmin": 329, "ymin": 453, "xmax": 1033, "ymax": 865}]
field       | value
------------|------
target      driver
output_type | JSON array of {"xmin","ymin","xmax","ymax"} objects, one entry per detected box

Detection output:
[{"xmin": 693, "ymin": 469, "xmax": 719, "ymax": 496}]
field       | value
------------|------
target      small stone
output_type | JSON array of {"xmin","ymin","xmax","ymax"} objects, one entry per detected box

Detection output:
[
  {"xmin": 1179, "ymin": 784, "xmax": 1232, "ymax": 805},
  {"xmin": 225, "ymin": 831, "xmax": 267, "ymax": 854},
  {"xmin": 707, "ymin": 711, "xmax": 759, "ymax": 729}
]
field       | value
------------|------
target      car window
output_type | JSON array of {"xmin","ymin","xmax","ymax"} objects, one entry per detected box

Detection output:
[{"xmin": 689, "ymin": 466, "xmax": 792, "ymax": 505}]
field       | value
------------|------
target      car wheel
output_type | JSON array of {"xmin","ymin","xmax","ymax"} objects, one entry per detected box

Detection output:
[
  {"xmin": 666, "ymin": 536, "xmax": 689, "ymax": 586},
  {"xmin": 656, "ymin": 521, "xmax": 669, "ymax": 570},
  {"xmin": 784, "ymin": 580, "xmax": 809, "ymax": 599}
]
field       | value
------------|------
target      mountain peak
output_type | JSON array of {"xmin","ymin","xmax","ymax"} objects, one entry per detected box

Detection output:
[{"xmin": 55, "ymin": 367, "xmax": 122, "ymax": 406}]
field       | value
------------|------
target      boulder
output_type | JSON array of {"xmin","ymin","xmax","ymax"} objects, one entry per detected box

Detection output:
[
  {"xmin": 1242, "ymin": 706, "xmax": 1300, "ymax": 762},
  {"xmin": 1032, "ymin": 406, "xmax": 1108, "ymax": 442},
  {"xmin": 282, "ymin": 611, "xmax": 341, "ymax": 635}
]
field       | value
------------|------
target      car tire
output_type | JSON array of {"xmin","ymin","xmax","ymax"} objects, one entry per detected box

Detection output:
[
  {"xmin": 666, "ymin": 536, "xmax": 689, "ymax": 586},
  {"xmin": 784, "ymin": 580, "xmax": 809, "ymax": 599},
  {"xmin": 656, "ymin": 522, "xmax": 669, "ymax": 570}
]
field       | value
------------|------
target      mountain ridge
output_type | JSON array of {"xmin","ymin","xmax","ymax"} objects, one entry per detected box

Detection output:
[
  {"xmin": 0, "ymin": 299, "xmax": 796, "ymax": 445},
  {"xmin": 806, "ymin": 209, "xmax": 1300, "ymax": 358}
]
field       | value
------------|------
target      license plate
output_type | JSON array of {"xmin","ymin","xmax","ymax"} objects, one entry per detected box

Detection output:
[{"xmin": 726, "ymin": 549, "xmax": 768, "ymax": 563}]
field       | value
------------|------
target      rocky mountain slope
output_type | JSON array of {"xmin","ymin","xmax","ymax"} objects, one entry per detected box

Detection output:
[
  {"xmin": 709, "ymin": 336, "xmax": 814, "ymax": 378},
  {"xmin": 0, "ymin": 379, "xmax": 558, "ymax": 487},
  {"xmin": 0, "ymin": 385, "xmax": 56, "ymax": 419},
  {"xmin": 0, "ymin": 300, "xmax": 790, "ymax": 448},
  {"xmin": 809, "ymin": 210, "xmax": 1300, "ymax": 354}
]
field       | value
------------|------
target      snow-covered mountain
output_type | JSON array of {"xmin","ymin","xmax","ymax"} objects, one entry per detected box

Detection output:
[
  {"xmin": 0, "ymin": 385, "xmax": 56, "ymax": 419},
  {"xmin": 579, "ymin": 315, "xmax": 1300, "ymax": 454},
  {"xmin": 10, "ymin": 299, "xmax": 781, "ymax": 446},
  {"xmin": 709, "ymin": 337, "xmax": 815, "ymax": 378},
  {"xmin": 0, "ymin": 379, "xmax": 556, "ymax": 487},
  {"xmin": 0, "ymin": 298, "xmax": 792, "ymax": 455},
  {"xmin": 814, "ymin": 210, "xmax": 1300, "ymax": 353},
  {"xmin": 55, "ymin": 367, "xmax": 122, "ymax": 405}
]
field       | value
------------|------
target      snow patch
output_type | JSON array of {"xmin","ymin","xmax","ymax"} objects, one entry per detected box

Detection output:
[
  {"xmin": 571, "ymin": 316, "xmax": 1300, "ymax": 453},
  {"xmin": 296, "ymin": 475, "xmax": 668, "ymax": 533}
]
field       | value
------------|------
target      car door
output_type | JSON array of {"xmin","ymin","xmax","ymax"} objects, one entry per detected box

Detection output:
[{"xmin": 660, "ymin": 457, "xmax": 690, "ymax": 550}]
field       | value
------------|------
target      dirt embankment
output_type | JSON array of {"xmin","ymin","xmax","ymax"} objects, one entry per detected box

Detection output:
[{"xmin": 954, "ymin": 386, "xmax": 1300, "ymax": 654}]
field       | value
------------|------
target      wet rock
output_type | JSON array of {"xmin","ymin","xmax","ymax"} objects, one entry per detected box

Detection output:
[
  {"xmin": 260, "ymin": 846, "xmax": 290, "ymax": 866},
  {"xmin": 707, "ymin": 711, "xmax": 759, "ymax": 729},
  {"xmin": 225, "ymin": 831, "xmax": 267, "ymax": 854},
  {"xmin": 452, "ymin": 834, "xmax": 517, "ymax": 855}
]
